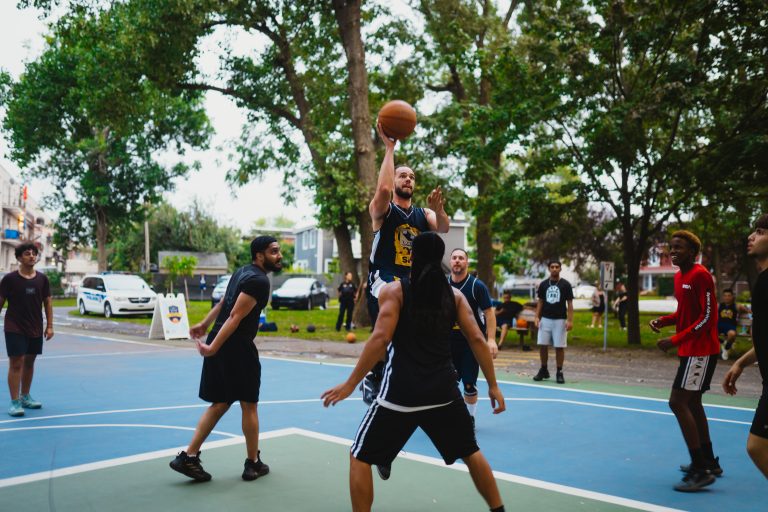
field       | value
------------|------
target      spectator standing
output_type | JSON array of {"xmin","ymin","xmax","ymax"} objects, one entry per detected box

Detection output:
[
  {"xmin": 336, "ymin": 272, "xmax": 358, "ymax": 332},
  {"xmin": 0, "ymin": 242, "xmax": 53, "ymax": 417},
  {"xmin": 589, "ymin": 283, "xmax": 606, "ymax": 328},
  {"xmin": 613, "ymin": 282, "xmax": 628, "ymax": 330},
  {"xmin": 533, "ymin": 261, "xmax": 574, "ymax": 384}
]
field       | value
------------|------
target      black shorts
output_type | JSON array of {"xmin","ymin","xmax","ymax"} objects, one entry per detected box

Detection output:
[
  {"xmin": 4, "ymin": 331, "xmax": 43, "ymax": 357},
  {"xmin": 751, "ymin": 392, "xmax": 768, "ymax": 439},
  {"xmin": 672, "ymin": 355, "xmax": 717, "ymax": 392},
  {"xmin": 498, "ymin": 318, "xmax": 515, "ymax": 327},
  {"xmin": 451, "ymin": 338, "xmax": 479, "ymax": 395},
  {"xmin": 351, "ymin": 399, "xmax": 479, "ymax": 466},
  {"xmin": 717, "ymin": 322, "xmax": 737, "ymax": 337},
  {"xmin": 591, "ymin": 306, "xmax": 603, "ymax": 313}
]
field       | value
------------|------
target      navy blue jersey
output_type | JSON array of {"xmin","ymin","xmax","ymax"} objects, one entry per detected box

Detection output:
[
  {"xmin": 449, "ymin": 274, "xmax": 492, "ymax": 340},
  {"xmin": 368, "ymin": 202, "xmax": 430, "ymax": 298}
]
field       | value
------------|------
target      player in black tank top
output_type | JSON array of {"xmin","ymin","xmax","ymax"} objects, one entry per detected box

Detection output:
[{"xmin": 323, "ymin": 232, "xmax": 507, "ymax": 512}]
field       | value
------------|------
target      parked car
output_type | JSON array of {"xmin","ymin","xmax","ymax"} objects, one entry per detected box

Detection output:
[
  {"xmin": 573, "ymin": 283, "xmax": 597, "ymax": 299},
  {"xmin": 77, "ymin": 273, "xmax": 157, "ymax": 318},
  {"xmin": 271, "ymin": 277, "xmax": 328, "ymax": 310},
  {"xmin": 211, "ymin": 274, "xmax": 232, "ymax": 306}
]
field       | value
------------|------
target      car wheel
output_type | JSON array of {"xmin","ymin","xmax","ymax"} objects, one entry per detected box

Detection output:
[
  {"xmin": 79, "ymin": 300, "xmax": 88, "ymax": 315},
  {"xmin": 319, "ymin": 296, "xmax": 328, "ymax": 310},
  {"xmin": 306, "ymin": 298, "xmax": 312, "ymax": 310},
  {"xmin": 104, "ymin": 302, "xmax": 113, "ymax": 318}
]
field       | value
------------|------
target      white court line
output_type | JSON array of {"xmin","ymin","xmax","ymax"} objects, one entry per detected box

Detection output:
[
  {"xmin": 0, "ymin": 398, "xmax": 360, "ymax": 425},
  {"xmin": 0, "ymin": 348, "xmax": 179, "ymax": 363},
  {"xmin": 0, "ymin": 427, "xmax": 295, "ymax": 489},
  {"xmin": 0, "ymin": 426, "xmax": 684, "ymax": 512},
  {"xmin": 0, "ymin": 423, "xmax": 238, "ymax": 438}
]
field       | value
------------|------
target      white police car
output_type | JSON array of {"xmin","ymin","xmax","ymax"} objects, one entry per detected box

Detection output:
[{"xmin": 77, "ymin": 273, "xmax": 157, "ymax": 318}]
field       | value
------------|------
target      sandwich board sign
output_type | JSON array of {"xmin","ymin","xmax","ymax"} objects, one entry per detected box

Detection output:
[{"xmin": 149, "ymin": 293, "xmax": 190, "ymax": 340}]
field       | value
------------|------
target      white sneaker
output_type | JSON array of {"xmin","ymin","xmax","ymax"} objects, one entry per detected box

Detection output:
[{"xmin": 721, "ymin": 346, "xmax": 729, "ymax": 360}]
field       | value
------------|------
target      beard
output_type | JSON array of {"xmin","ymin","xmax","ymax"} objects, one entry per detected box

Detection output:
[
  {"xmin": 394, "ymin": 186, "xmax": 413, "ymax": 199},
  {"xmin": 264, "ymin": 260, "xmax": 283, "ymax": 273}
]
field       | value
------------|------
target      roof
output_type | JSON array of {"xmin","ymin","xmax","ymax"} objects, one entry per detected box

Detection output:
[{"xmin": 158, "ymin": 251, "xmax": 228, "ymax": 269}]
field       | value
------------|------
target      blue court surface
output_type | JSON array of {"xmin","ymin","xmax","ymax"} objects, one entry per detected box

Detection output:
[{"xmin": 0, "ymin": 331, "xmax": 762, "ymax": 511}]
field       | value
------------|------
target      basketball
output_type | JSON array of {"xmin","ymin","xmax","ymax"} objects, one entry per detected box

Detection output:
[
  {"xmin": 517, "ymin": 318, "xmax": 528, "ymax": 328},
  {"xmin": 307, "ymin": 324, "xmax": 316, "ymax": 333},
  {"xmin": 378, "ymin": 100, "xmax": 417, "ymax": 140},
  {"xmin": 345, "ymin": 332, "xmax": 357, "ymax": 343}
]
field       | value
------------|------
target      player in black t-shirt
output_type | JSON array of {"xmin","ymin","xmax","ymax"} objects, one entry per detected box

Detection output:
[
  {"xmin": 0, "ymin": 242, "xmax": 53, "ymax": 417},
  {"xmin": 170, "ymin": 237, "xmax": 282, "ymax": 483},
  {"xmin": 723, "ymin": 214, "xmax": 768, "ymax": 477},
  {"xmin": 533, "ymin": 261, "xmax": 574, "ymax": 384}
]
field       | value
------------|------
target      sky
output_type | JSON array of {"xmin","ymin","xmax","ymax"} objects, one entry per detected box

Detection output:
[{"xmin": 0, "ymin": 3, "xmax": 315, "ymax": 233}]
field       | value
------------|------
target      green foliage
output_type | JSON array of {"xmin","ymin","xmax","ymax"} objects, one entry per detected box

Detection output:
[
  {"xmin": 46, "ymin": 270, "xmax": 64, "ymax": 296},
  {"xmin": 108, "ymin": 201, "xmax": 242, "ymax": 271},
  {"xmin": 2, "ymin": 3, "xmax": 211, "ymax": 269},
  {"xmin": 162, "ymin": 255, "xmax": 197, "ymax": 294}
]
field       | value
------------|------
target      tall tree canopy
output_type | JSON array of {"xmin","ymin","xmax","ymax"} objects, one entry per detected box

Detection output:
[{"xmin": 2, "ymin": 4, "xmax": 210, "ymax": 271}]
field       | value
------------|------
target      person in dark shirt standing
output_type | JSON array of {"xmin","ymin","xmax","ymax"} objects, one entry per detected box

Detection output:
[
  {"xmin": 649, "ymin": 230, "xmax": 721, "ymax": 491},
  {"xmin": 322, "ymin": 233, "xmax": 506, "ymax": 512},
  {"xmin": 0, "ymin": 242, "xmax": 53, "ymax": 417},
  {"xmin": 723, "ymin": 214, "xmax": 768, "ymax": 478},
  {"xmin": 336, "ymin": 272, "xmax": 358, "ymax": 332},
  {"xmin": 533, "ymin": 260, "xmax": 574, "ymax": 384},
  {"xmin": 170, "ymin": 236, "xmax": 282, "ymax": 483}
]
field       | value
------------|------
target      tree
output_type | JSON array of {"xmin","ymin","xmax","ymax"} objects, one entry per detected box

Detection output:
[
  {"xmin": 499, "ymin": 0, "xmax": 768, "ymax": 343},
  {"xmin": 163, "ymin": 255, "xmax": 197, "ymax": 297},
  {"xmin": 2, "ymin": 5, "xmax": 210, "ymax": 271}
]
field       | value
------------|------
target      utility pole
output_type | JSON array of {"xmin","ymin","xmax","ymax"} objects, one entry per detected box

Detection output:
[{"xmin": 144, "ymin": 221, "xmax": 150, "ymax": 272}]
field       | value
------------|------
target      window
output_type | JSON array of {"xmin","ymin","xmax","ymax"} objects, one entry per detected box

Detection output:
[
  {"xmin": 309, "ymin": 229, "xmax": 316, "ymax": 249},
  {"xmin": 301, "ymin": 232, "xmax": 308, "ymax": 250}
]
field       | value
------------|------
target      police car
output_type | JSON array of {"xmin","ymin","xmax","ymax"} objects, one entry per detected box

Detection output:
[{"xmin": 77, "ymin": 273, "xmax": 157, "ymax": 318}]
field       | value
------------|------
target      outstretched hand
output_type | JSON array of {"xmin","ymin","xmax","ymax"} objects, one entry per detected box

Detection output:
[
  {"xmin": 427, "ymin": 186, "xmax": 445, "ymax": 213},
  {"xmin": 321, "ymin": 382, "xmax": 355, "ymax": 407},
  {"xmin": 648, "ymin": 318, "xmax": 662, "ymax": 333}
]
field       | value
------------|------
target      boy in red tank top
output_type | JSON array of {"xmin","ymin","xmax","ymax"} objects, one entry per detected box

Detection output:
[{"xmin": 650, "ymin": 230, "xmax": 720, "ymax": 492}]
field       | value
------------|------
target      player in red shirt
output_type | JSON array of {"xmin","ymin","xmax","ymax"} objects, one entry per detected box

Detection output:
[{"xmin": 650, "ymin": 230, "xmax": 720, "ymax": 492}]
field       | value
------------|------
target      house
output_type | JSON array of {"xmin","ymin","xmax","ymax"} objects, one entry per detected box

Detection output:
[
  {"xmin": 0, "ymin": 164, "xmax": 54, "ymax": 272},
  {"xmin": 293, "ymin": 215, "xmax": 470, "ymax": 275}
]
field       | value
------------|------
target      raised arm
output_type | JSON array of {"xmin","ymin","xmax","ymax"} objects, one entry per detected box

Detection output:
[
  {"xmin": 369, "ymin": 123, "xmax": 396, "ymax": 231},
  {"xmin": 425, "ymin": 187, "xmax": 450, "ymax": 233}
]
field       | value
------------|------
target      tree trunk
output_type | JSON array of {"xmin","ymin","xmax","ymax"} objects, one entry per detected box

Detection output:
[
  {"xmin": 95, "ymin": 207, "xmax": 109, "ymax": 272},
  {"xmin": 183, "ymin": 278, "xmax": 189, "ymax": 302},
  {"xmin": 333, "ymin": 224, "xmax": 356, "ymax": 279},
  {"xmin": 713, "ymin": 246, "xmax": 723, "ymax": 296},
  {"xmin": 333, "ymin": 0, "xmax": 377, "ymax": 328},
  {"xmin": 621, "ymin": 226, "xmax": 643, "ymax": 345},
  {"xmin": 475, "ymin": 197, "xmax": 495, "ymax": 294}
]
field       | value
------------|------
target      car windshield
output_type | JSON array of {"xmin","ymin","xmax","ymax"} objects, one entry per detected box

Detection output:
[
  {"xmin": 216, "ymin": 275, "xmax": 231, "ymax": 286},
  {"xmin": 280, "ymin": 278, "xmax": 314, "ymax": 290},
  {"xmin": 104, "ymin": 276, "xmax": 151, "ymax": 291}
]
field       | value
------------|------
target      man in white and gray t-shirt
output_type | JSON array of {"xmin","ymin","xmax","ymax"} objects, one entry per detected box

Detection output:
[{"xmin": 533, "ymin": 260, "xmax": 574, "ymax": 384}]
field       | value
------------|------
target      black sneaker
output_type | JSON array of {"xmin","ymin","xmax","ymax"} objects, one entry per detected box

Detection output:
[
  {"xmin": 360, "ymin": 373, "xmax": 382, "ymax": 405},
  {"xmin": 533, "ymin": 368, "xmax": 550, "ymax": 381},
  {"xmin": 170, "ymin": 451, "xmax": 211, "ymax": 482},
  {"xmin": 521, "ymin": 344, "xmax": 532, "ymax": 352},
  {"xmin": 376, "ymin": 463, "xmax": 391, "ymax": 481},
  {"xmin": 674, "ymin": 469, "xmax": 716, "ymax": 492},
  {"xmin": 556, "ymin": 371, "xmax": 565, "ymax": 384},
  {"xmin": 242, "ymin": 452, "xmax": 269, "ymax": 481},
  {"xmin": 680, "ymin": 456, "xmax": 723, "ymax": 477}
]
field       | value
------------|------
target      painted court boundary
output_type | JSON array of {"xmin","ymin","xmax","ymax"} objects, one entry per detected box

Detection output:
[{"xmin": 0, "ymin": 427, "xmax": 684, "ymax": 512}]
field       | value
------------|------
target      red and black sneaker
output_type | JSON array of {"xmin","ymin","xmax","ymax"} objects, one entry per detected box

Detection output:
[{"xmin": 170, "ymin": 451, "xmax": 212, "ymax": 482}]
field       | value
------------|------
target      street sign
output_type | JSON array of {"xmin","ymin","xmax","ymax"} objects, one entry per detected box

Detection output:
[{"xmin": 600, "ymin": 261, "xmax": 615, "ymax": 291}]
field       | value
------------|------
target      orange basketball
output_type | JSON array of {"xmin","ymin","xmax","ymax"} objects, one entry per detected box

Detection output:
[
  {"xmin": 378, "ymin": 100, "xmax": 417, "ymax": 140},
  {"xmin": 345, "ymin": 332, "xmax": 357, "ymax": 343},
  {"xmin": 516, "ymin": 318, "xmax": 528, "ymax": 328}
]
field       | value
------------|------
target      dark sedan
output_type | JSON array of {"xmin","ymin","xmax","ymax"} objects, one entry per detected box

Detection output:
[{"xmin": 271, "ymin": 277, "xmax": 328, "ymax": 310}]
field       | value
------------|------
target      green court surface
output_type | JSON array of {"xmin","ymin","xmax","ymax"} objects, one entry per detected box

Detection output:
[{"xmin": 2, "ymin": 429, "xmax": 674, "ymax": 512}]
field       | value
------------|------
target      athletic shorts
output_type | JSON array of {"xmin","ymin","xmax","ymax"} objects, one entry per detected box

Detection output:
[
  {"xmin": 717, "ymin": 322, "xmax": 737, "ymax": 337},
  {"xmin": 498, "ymin": 318, "xmax": 516, "ymax": 327},
  {"xmin": 4, "ymin": 331, "xmax": 43, "ymax": 357},
  {"xmin": 351, "ymin": 399, "xmax": 479, "ymax": 466},
  {"xmin": 450, "ymin": 338, "xmax": 479, "ymax": 396},
  {"xmin": 751, "ymin": 392, "xmax": 768, "ymax": 439},
  {"xmin": 672, "ymin": 355, "xmax": 717, "ymax": 392},
  {"xmin": 537, "ymin": 318, "xmax": 567, "ymax": 347}
]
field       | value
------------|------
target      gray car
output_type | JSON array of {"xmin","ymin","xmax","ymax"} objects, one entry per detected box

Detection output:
[
  {"xmin": 210, "ymin": 274, "xmax": 232, "ymax": 306},
  {"xmin": 271, "ymin": 278, "xmax": 328, "ymax": 310}
]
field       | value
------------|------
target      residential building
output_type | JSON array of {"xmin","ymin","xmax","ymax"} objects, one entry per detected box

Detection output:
[
  {"xmin": 158, "ymin": 251, "xmax": 229, "ymax": 275},
  {"xmin": 0, "ymin": 164, "xmax": 54, "ymax": 272}
]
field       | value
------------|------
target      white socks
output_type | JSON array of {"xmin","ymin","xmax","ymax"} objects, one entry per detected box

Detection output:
[{"xmin": 466, "ymin": 402, "xmax": 477, "ymax": 417}]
